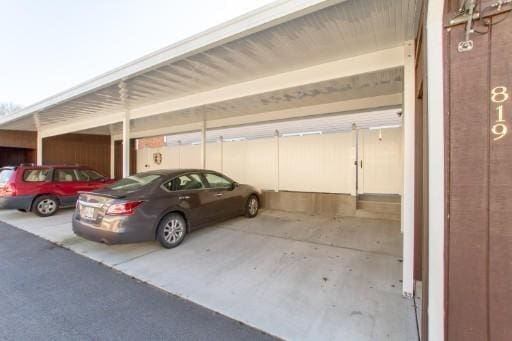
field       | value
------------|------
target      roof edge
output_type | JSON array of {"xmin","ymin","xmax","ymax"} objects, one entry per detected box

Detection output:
[{"xmin": 1, "ymin": 0, "xmax": 346, "ymax": 126}]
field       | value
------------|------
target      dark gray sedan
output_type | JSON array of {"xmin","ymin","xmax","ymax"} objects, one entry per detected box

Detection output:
[{"xmin": 72, "ymin": 169, "xmax": 261, "ymax": 248}]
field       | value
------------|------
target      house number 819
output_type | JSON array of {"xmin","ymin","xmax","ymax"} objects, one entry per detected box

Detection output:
[{"xmin": 491, "ymin": 86, "xmax": 509, "ymax": 141}]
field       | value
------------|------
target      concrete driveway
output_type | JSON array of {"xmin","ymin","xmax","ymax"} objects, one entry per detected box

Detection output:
[{"xmin": 0, "ymin": 209, "xmax": 417, "ymax": 340}]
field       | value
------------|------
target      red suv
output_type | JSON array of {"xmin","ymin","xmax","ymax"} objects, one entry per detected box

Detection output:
[{"xmin": 0, "ymin": 164, "xmax": 112, "ymax": 217}]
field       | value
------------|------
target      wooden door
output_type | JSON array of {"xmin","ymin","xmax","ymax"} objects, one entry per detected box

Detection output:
[{"xmin": 444, "ymin": 1, "xmax": 512, "ymax": 340}]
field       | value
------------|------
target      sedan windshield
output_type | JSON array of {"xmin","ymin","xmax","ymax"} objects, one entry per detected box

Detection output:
[{"xmin": 108, "ymin": 174, "xmax": 161, "ymax": 191}]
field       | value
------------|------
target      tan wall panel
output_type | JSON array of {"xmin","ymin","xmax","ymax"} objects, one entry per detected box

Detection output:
[
  {"xmin": 360, "ymin": 127, "xmax": 403, "ymax": 194},
  {"xmin": 222, "ymin": 141, "xmax": 248, "ymax": 183},
  {"xmin": 138, "ymin": 131, "xmax": 402, "ymax": 195},
  {"xmin": 223, "ymin": 138, "xmax": 276, "ymax": 189},
  {"xmin": 179, "ymin": 145, "xmax": 201, "ymax": 169},
  {"xmin": 205, "ymin": 143, "xmax": 222, "ymax": 172},
  {"xmin": 246, "ymin": 138, "xmax": 276, "ymax": 190},
  {"xmin": 278, "ymin": 133, "xmax": 353, "ymax": 194}
]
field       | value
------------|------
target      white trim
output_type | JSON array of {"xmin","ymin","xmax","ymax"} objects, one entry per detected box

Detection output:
[
  {"xmin": 129, "ymin": 46, "xmax": 404, "ymax": 121},
  {"xmin": 201, "ymin": 120, "xmax": 206, "ymax": 169},
  {"xmin": 274, "ymin": 129, "xmax": 280, "ymax": 192},
  {"xmin": 36, "ymin": 47, "xmax": 403, "ymax": 139},
  {"xmin": 402, "ymin": 40, "xmax": 415, "ymax": 298},
  {"xmin": 122, "ymin": 111, "xmax": 130, "ymax": 178},
  {"xmin": 0, "ymin": 0, "xmax": 347, "ymax": 126},
  {"xmin": 40, "ymin": 113, "xmax": 124, "ymax": 138},
  {"xmin": 111, "ymin": 94, "xmax": 402, "ymax": 141},
  {"xmin": 36, "ymin": 134, "xmax": 43, "ymax": 165},
  {"xmin": 350, "ymin": 125, "xmax": 358, "ymax": 196},
  {"xmin": 110, "ymin": 136, "xmax": 115, "ymax": 179},
  {"xmin": 427, "ymin": 0, "xmax": 445, "ymax": 340}
]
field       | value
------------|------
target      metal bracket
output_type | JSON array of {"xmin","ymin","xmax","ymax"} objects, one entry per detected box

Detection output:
[
  {"xmin": 448, "ymin": 0, "xmax": 512, "ymax": 52},
  {"xmin": 458, "ymin": 0, "xmax": 477, "ymax": 52}
]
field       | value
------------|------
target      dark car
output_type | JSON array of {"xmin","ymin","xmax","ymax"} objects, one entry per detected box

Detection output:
[
  {"xmin": 0, "ymin": 164, "xmax": 112, "ymax": 217},
  {"xmin": 72, "ymin": 169, "xmax": 261, "ymax": 248}
]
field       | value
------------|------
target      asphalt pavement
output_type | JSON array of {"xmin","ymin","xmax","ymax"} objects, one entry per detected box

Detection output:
[{"xmin": 0, "ymin": 220, "xmax": 276, "ymax": 341}]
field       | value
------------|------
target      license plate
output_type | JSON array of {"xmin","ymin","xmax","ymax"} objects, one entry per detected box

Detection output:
[{"xmin": 81, "ymin": 205, "xmax": 95, "ymax": 220}]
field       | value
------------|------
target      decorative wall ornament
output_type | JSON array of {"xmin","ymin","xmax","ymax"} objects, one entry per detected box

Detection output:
[{"xmin": 153, "ymin": 152, "xmax": 163, "ymax": 165}]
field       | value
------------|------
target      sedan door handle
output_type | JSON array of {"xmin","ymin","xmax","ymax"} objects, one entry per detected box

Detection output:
[
  {"xmin": 179, "ymin": 196, "xmax": 190, "ymax": 200},
  {"xmin": 215, "ymin": 193, "xmax": 223, "ymax": 197}
]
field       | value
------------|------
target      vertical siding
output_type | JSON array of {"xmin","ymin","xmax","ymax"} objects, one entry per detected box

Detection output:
[
  {"xmin": 360, "ymin": 128, "xmax": 403, "ymax": 194},
  {"xmin": 205, "ymin": 143, "xmax": 222, "ymax": 172},
  {"xmin": 445, "ymin": 1, "xmax": 512, "ymax": 339},
  {"xmin": 0, "ymin": 130, "xmax": 36, "ymax": 149},
  {"xmin": 44, "ymin": 134, "xmax": 111, "ymax": 177},
  {"xmin": 179, "ymin": 145, "xmax": 201, "ymax": 169},
  {"xmin": 137, "ymin": 131, "xmax": 403, "ymax": 195},
  {"xmin": 223, "ymin": 139, "xmax": 276, "ymax": 189},
  {"xmin": 278, "ymin": 133, "xmax": 353, "ymax": 194}
]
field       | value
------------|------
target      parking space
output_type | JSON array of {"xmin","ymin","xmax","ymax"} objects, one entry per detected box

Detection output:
[{"xmin": 0, "ymin": 209, "xmax": 417, "ymax": 340}]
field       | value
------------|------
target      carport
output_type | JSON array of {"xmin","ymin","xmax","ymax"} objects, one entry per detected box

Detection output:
[{"xmin": 0, "ymin": 0, "xmax": 423, "ymax": 338}]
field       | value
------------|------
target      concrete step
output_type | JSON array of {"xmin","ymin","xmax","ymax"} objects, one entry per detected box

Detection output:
[
  {"xmin": 356, "ymin": 200, "xmax": 401, "ymax": 221},
  {"xmin": 358, "ymin": 194, "xmax": 401, "ymax": 203},
  {"xmin": 354, "ymin": 209, "xmax": 401, "ymax": 222},
  {"xmin": 357, "ymin": 200, "xmax": 401, "ymax": 213}
]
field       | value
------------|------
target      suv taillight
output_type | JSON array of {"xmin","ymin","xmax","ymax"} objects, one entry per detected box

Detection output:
[
  {"xmin": 1, "ymin": 183, "xmax": 16, "ymax": 197},
  {"xmin": 106, "ymin": 201, "xmax": 143, "ymax": 216}
]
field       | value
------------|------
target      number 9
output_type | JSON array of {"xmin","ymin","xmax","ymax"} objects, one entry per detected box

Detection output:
[{"xmin": 492, "ymin": 123, "xmax": 508, "ymax": 141}]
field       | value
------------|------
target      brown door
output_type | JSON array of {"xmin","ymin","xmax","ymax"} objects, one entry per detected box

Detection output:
[{"xmin": 443, "ymin": 2, "xmax": 512, "ymax": 340}]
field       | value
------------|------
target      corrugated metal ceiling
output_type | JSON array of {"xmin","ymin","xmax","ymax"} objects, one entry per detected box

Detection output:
[{"xmin": 162, "ymin": 108, "xmax": 401, "ymax": 146}]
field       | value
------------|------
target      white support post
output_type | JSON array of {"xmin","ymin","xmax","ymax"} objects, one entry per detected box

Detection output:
[
  {"xmin": 119, "ymin": 81, "xmax": 130, "ymax": 178},
  {"xmin": 36, "ymin": 133, "xmax": 43, "ymax": 165},
  {"xmin": 201, "ymin": 120, "xmax": 206, "ymax": 169},
  {"xmin": 402, "ymin": 40, "xmax": 416, "ymax": 298},
  {"xmin": 350, "ymin": 123, "xmax": 358, "ymax": 197},
  {"xmin": 219, "ymin": 136, "xmax": 224, "ymax": 172},
  {"xmin": 178, "ymin": 140, "xmax": 182, "ymax": 168},
  {"xmin": 110, "ymin": 136, "xmax": 115, "ymax": 179},
  {"xmin": 274, "ymin": 130, "xmax": 280, "ymax": 192},
  {"xmin": 427, "ymin": 1, "xmax": 445, "ymax": 339},
  {"xmin": 34, "ymin": 113, "xmax": 43, "ymax": 165},
  {"xmin": 122, "ymin": 111, "xmax": 130, "ymax": 178}
]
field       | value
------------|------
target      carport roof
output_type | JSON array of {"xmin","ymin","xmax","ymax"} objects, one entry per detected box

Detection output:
[
  {"xmin": 0, "ymin": 0, "xmax": 421, "ymax": 136},
  {"xmin": 0, "ymin": 0, "xmax": 348, "ymax": 129}
]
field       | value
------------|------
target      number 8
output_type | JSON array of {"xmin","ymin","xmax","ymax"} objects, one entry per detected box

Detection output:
[{"xmin": 491, "ymin": 86, "xmax": 509, "ymax": 103}]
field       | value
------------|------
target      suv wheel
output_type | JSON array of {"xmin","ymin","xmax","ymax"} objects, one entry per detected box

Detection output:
[
  {"xmin": 157, "ymin": 213, "xmax": 187, "ymax": 249},
  {"xmin": 33, "ymin": 195, "xmax": 59, "ymax": 217},
  {"xmin": 245, "ymin": 195, "xmax": 259, "ymax": 218}
]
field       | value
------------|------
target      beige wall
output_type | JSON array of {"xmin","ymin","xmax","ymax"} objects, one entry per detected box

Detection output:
[
  {"xmin": 137, "ymin": 128, "xmax": 403, "ymax": 195},
  {"xmin": 278, "ymin": 133, "xmax": 353, "ymax": 193}
]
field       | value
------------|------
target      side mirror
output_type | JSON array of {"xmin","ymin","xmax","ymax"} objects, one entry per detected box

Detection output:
[{"xmin": 231, "ymin": 182, "xmax": 239, "ymax": 190}]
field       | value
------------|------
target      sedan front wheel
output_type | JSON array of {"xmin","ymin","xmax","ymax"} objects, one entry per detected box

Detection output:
[
  {"xmin": 157, "ymin": 213, "xmax": 187, "ymax": 249},
  {"xmin": 245, "ymin": 195, "xmax": 259, "ymax": 218}
]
